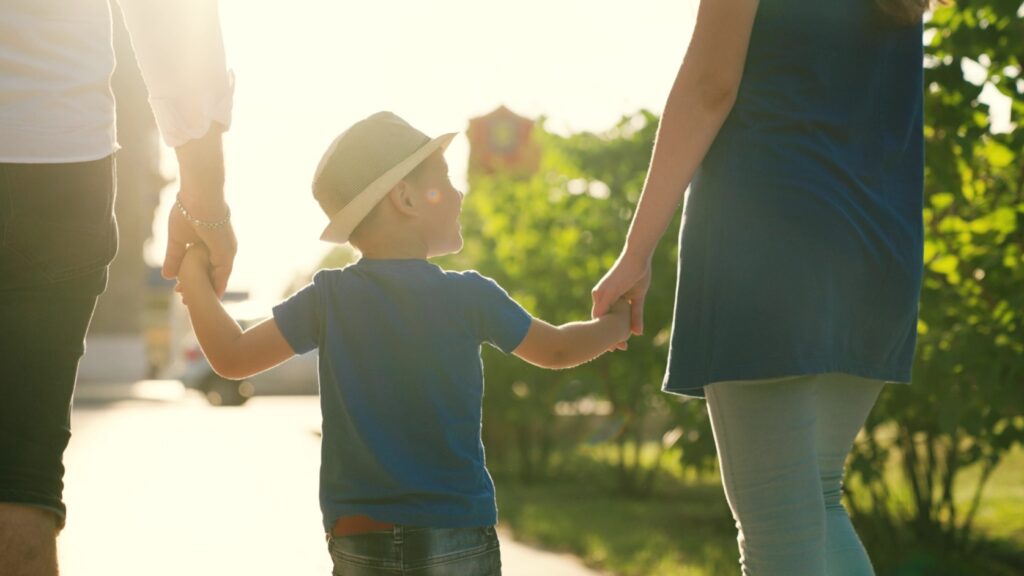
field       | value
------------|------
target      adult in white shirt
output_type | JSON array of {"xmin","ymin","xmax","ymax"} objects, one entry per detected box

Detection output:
[{"xmin": 0, "ymin": 1, "xmax": 236, "ymax": 574}]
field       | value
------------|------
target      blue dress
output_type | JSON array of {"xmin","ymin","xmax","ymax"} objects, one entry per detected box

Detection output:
[{"xmin": 663, "ymin": 0, "xmax": 924, "ymax": 397}]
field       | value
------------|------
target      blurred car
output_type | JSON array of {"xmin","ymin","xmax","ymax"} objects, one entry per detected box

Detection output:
[{"xmin": 177, "ymin": 317, "xmax": 318, "ymax": 406}]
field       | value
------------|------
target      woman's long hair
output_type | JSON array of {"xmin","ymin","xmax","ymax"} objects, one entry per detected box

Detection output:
[{"xmin": 874, "ymin": 0, "xmax": 931, "ymax": 25}]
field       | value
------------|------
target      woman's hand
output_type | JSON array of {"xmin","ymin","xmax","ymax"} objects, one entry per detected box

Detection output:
[{"xmin": 592, "ymin": 251, "xmax": 653, "ymax": 346}]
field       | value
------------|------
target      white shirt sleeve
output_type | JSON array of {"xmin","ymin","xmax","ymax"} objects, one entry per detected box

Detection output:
[{"xmin": 114, "ymin": 0, "xmax": 234, "ymax": 148}]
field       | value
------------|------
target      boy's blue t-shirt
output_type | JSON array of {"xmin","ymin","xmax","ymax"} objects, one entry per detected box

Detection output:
[{"xmin": 272, "ymin": 258, "xmax": 532, "ymax": 531}]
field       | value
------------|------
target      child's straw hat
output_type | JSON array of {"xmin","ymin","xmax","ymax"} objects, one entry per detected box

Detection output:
[{"xmin": 313, "ymin": 111, "xmax": 456, "ymax": 244}]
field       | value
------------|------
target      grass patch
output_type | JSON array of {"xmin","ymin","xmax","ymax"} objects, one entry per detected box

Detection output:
[
  {"xmin": 958, "ymin": 446, "xmax": 1024, "ymax": 545},
  {"xmin": 493, "ymin": 444, "xmax": 1024, "ymax": 575},
  {"xmin": 496, "ymin": 478, "xmax": 737, "ymax": 576}
]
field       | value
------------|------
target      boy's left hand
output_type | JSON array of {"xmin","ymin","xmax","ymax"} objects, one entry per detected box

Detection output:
[
  {"xmin": 608, "ymin": 297, "xmax": 631, "ymax": 319},
  {"xmin": 605, "ymin": 297, "xmax": 632, "ymax": 351}
]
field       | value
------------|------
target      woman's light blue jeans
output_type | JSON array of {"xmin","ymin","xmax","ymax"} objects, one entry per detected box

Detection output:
[{"xmin": 705, "ymin": 373, "xmax": 884, "ymax": 576}]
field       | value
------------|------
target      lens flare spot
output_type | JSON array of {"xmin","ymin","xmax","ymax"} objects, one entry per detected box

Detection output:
[{"xmin": 426, "ymin": 188, "xmax": 441, "ymax": 204}]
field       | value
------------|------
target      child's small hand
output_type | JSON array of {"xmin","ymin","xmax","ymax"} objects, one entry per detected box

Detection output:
[
  {"xmin": 605, "ymin": 298, "xmax": 632, "ymax": 351},
  {"xmin": 608, "ymin": 297, "xmax": 630, "ymax": 317},
  {"xmin": 181, "ymin": 243, "xmax": 210, "ymax": 277},
  {"xmin": 176, "ymin": 243, "xmax": 212, "ymax": 300}
]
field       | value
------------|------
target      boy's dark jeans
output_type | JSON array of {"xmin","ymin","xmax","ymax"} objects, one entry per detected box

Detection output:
[
  {"xmin": 0, "ymin": 157, "xmax": 118, "ymax": 525},
  {"xmin": 328, "ymin": 525, "xmax": 502, "ymax": 576}
]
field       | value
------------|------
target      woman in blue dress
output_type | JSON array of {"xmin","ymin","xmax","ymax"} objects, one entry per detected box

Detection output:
[{"xmin": 592, "ymin": 0, "xmax": 926, "ymax": 573}]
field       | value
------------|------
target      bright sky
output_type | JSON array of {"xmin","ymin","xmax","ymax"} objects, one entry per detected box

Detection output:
[{"xmin": 147, "ymin": 0, "xmax": 699, "ymax": 304}]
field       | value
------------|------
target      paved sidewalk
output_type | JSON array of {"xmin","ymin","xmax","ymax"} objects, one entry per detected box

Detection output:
[
  {"xmin": 61, "ymin": 385, "xmax": 603, "ymax": 575},
  {"xmin": 500, "ymin": 531, "xmax": 603, "ymax": 576}
]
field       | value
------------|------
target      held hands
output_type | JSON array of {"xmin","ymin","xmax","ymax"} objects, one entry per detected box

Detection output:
[
  {"xmin": 163, "ymin": 200, "xmax": 236, "ymax": 295},
  {"xmin": 178, "ymin": 243, "xmax": 211, "ymax": 283},
  {"xmin": 175, "ymin": 243, "xmax": 212, "ymax": 305},
  {"xmin": 604, "ymin": 298, "xmax": 633, "ymax": 350},
  {"xmin": 160, "ymin": 125, "xmax": 237, "ymax": 297},
  {"xmin": 592, "ymin": 251, "xmax": 653, "ymax": 350}
]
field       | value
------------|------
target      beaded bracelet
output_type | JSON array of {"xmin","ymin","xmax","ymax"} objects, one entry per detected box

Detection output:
[{"xmin": 174, "ymin": 196, "xmax": 231, "ymax": 230}]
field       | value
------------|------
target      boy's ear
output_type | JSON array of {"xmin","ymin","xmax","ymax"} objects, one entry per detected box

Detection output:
[{"xmin": 387, "ymin": 180, "xmax": 419, "ymax": 217}]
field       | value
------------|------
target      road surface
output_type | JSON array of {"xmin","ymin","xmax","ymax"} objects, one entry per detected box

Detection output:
[{"xmin": 58, "ymin": 381, "xmax": 601, "ymax": 575}]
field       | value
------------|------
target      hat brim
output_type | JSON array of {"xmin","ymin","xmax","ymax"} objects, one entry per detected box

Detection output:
[{"xmin": 319, "ymin": 131, "xmax": 458, "ymax": 244}]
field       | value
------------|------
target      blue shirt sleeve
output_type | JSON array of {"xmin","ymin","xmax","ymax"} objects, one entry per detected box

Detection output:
[
  {"xmin": 462, "ymin": 271, "xmax": 532, "ymax": 354},
  {"xmin": 272, "ymin": 273, "xmax": 323, "ymax": 355}
]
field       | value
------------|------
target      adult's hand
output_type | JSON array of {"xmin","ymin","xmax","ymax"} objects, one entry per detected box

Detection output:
[
  {"xmin": 160, "ymin": 125, "xmax": 237, "ymax": 297},
  {"xmin": 163, "ymin": 202, "xmax": 236, "ymax": 297},
  {"xmin": 592, "ymin": 251, "xmax": 652, "ymax": 347}
]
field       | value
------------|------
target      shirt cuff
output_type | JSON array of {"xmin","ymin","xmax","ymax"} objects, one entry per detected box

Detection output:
[{"xmin": 149, "ymin": 70, "xmax": 235, "ymax": 148}]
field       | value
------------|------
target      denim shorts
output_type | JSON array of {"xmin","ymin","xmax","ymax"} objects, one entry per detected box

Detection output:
[
  {"xmin": 0, "ymin": 157, "xmax": 118, "ymax": 525},
  {"xmin": 327, "ymin": 525, "xmax": 502, "ymax": 576}
]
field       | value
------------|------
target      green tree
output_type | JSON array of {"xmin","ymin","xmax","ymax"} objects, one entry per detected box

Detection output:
[
  {"xmin": 441, "ymin": 114, "xmax": 717, "ymax": 493},
  {"xmin": 848, "ymin": 0, "xmax": 1023, "ymax": 553}
]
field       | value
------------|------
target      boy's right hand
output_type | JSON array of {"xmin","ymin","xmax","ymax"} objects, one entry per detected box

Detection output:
[{"xmin": 177, "ymin": 243, "xmax": 212, "ymax": 290}]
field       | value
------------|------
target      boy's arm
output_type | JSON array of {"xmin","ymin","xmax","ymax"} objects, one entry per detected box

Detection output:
[
  {"xmin": 178, "ymin": 247, "xmax": 295, "ymax": 380},
  {"xmin": 513, "ymin": 300, "xmax": 631, "ymax": 370}
]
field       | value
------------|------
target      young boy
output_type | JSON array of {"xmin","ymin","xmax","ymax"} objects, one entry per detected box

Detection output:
[{"xmin": 176, "ymin": 111, "xmax": 630, "ymax": 575}]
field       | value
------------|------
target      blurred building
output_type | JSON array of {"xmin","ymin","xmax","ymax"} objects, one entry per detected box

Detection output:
[{"xmin": 467, "ymin": 106, "xmax": 540, "ymax": 178}]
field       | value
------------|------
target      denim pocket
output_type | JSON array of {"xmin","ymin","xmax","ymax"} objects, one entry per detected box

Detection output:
[
  {"xmin": 0, "ymin": 157, "xmax": 118, "ymax": 289},
  {"xmin": 328, "ymin": 532, "xmax": 402, "ymax": 575},
  {"xmin": 410, "ymin": 526, "xmax": 502, "ymax": 574},
  {"xmin": 327, "ymin": 526, "xmax": 502, "ymax": 576}
]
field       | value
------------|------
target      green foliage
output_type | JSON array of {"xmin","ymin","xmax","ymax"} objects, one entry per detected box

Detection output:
[
  {"xmin": 438, "ymin": 113, "xmax": 716, "ymax": 491},
  {"xmin": 847, "ymin": 0, "xmax": 1024, "ymax": 547}
]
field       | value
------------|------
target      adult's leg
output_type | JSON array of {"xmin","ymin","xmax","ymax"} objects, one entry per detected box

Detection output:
[
  {"xmin": 0, "ymin": 280, "xmax": 103, "ymax": 576},
  {"xmin": 0, "ymin": 159, "xmax": 116, "ymax": 576},
  {"xmin": 705, "ymin": 375, "xmax": 826, "ymax": 575},
  {"xmin": 815, "ymin": 374, "xmax": 883, "ymax": 576},
  {"xmin": 0, "ymin": 504, "xmax": 59, "ymax": 576}
]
